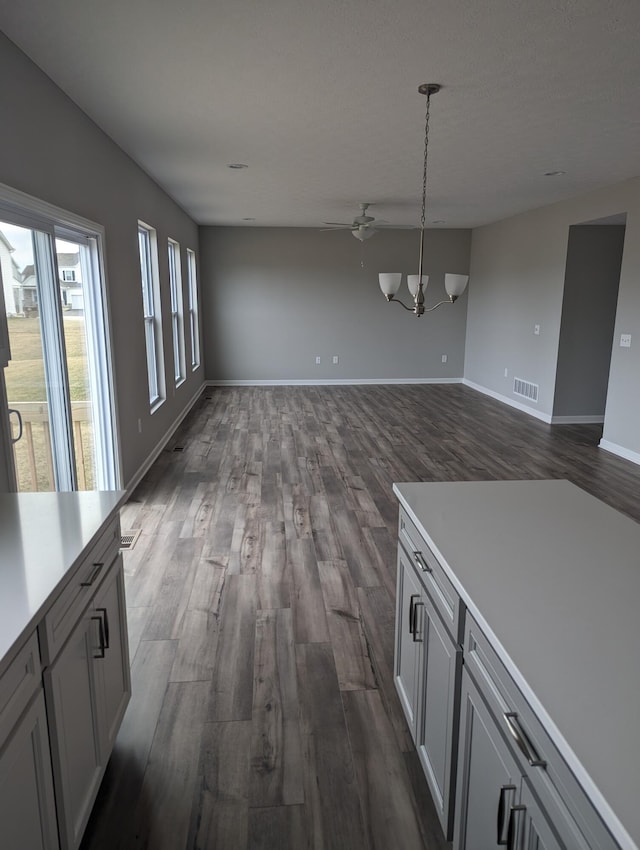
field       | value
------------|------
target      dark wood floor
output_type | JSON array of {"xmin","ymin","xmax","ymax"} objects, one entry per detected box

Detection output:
[{"xmin": 80, "ymin": 384, "xmax": 640, "ymax": 850}]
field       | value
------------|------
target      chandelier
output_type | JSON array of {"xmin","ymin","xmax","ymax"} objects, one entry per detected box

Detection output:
[{"xmin": 379, "ymin": 84, "xmax": 469, "ymax": 317}]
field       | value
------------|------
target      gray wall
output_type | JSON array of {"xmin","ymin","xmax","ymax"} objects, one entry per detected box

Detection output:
[
  {"xmin": 465, "ymin": 176, "xmax": 640, "ymax": 458},
  {"xmin": 553, "ymin": 225, "xmax": 624, "ymax": 419},
  {"xmin": 0, "ymin": 33, "xmax": 203, "ymax": 489},
  {"xmin": 200, "ymin": 226, "xmax": 471, "ymax": 383}
]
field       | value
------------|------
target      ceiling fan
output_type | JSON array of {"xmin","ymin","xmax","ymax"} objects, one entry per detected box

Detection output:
[{"xmin": 321, "ymin": 203, "xmax": 413, "ymax": 241}]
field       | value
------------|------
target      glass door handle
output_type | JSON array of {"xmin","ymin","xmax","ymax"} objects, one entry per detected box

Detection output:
[{"xmin": 8, "ymin": 408, "xmax": 23, "ymax": 443}]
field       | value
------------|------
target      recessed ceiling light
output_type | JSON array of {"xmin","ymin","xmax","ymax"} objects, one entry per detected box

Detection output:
[
  {"xmin": 543, "ymin": 170, "xmax": 566, "ymax": 177},
  {"xmin": 228, "ymin": 163, "xmax": 248, "ymax": 169}
]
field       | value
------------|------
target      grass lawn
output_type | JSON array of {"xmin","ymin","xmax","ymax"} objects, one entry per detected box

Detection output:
[{"xmin": 6, "ymin": 315, "xmax": 95, "ymax": 490}]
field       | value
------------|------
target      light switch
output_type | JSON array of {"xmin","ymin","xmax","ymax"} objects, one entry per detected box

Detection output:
[{"xmin": 620, "ymin": 334, "xmax": 632, "ymax": 348}]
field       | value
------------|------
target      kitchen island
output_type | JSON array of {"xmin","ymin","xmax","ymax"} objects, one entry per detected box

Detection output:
[
  {"xmin": 0, "ymin": 490, "xmax": 129, "ymax": 850},
  {"xmin": 393, "ymin": 479, "xmax": 640, "ymax": 850}
]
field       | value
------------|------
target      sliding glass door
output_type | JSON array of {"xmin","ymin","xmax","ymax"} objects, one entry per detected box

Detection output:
[{"xmin": 0, "ymin": 205, "xmax": 119, "ymax": 492}]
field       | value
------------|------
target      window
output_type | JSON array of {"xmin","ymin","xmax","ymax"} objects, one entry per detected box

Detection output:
[
  {"xmin": 138, "ymin": 223, "xmax": 164, "ymax": 409},
  {"xmin": 168, "ymin": 238, "xmax": 185, "ymax": 385},
  {"xmin": 186, "ymin": 248, "xmax": 200, "ymax": 370},
  {"xmin": 0, "ymin": 184, "xmax": 120, "ymax": 492},
  {"xmin": 61, "ymin": 269, "xmax": 76, "ymax": 281}
]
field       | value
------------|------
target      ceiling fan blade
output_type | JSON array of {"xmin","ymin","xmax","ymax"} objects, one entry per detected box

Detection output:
[{"xmin": 322, "ymin": 221, "xmax": 353, "ymax": 227}]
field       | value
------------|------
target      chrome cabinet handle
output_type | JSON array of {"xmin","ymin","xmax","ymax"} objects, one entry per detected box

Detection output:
[
  {"xmin": 412, "ymin": 601, "xmax": 424, "ymax": 643},
  {"xmin": 409, "ymin": 594, "xmax": 420, "ymax": 636},
  {"xmin": 507, "ymin": 804, "xmax": 526, "ymax": 850},
  {"xmin": 413, "ymin": 550, "xmax": 432, "ymax": 573},
  {"xmin": 95, "ymin": 606, "xmax": 110, "ymax": 649},
  {"xmin": 81, "ymin": 562, "xmax": 104, "ymax": 587},
  {"xmin": 497, "ymin": 784, "xmax": 517, "ymax": 845},
  {"xmin": 91, "ymin": 613, "xmax": 106, "ymax": 659},
  {"xmin": 504, "ymin": 713, "xmax": 546, "ymax": 767}
]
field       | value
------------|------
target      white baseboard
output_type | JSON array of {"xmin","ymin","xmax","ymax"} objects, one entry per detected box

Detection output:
[
  {"xmin": 550, "ymin": 415, "xmax": 605, "ymax": 425},
  {"xmin": 207, "ymin": 377, "xmax": 464, "ymax": 387},
  {"xmin": 598, "ymin": 439, "xmax": 640, "ymax": 467},
  {"xmin": 124, "ymin": 383, "xmax": 206, "ymax": 494},
  {"xmin": 462, "ymin": 379, "xmax": 552, "ymax": 423}
]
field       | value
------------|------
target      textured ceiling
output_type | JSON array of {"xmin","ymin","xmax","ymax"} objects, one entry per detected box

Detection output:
[{"xmin": 0, "ymin": 0, "xmax": 639, "ymax": 228}]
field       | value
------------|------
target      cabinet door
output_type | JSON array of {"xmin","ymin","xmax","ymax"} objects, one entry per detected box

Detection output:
[
  {"xmin": 45, "ymin": 610, "xmax": 103, "ymax": 850},
  {"xmin": 0, "ymin": 691, "xmax": 59, "ymax": 850},
  {"xmin": 417, "ymin": 593, "xmax": 462, "ymax": 840},
  {"xmin": 93, "ymin": 554, "xmax": 131, "ymax": 761},
  {"xmin": 394, "ymin": 546, "xmax": 424, "ymax": 740},
  {"xmin": 453, "ymin": 668, "xmax": 522, "ymax": 850}
]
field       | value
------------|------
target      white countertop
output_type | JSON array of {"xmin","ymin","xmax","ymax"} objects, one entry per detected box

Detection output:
[
  {"xmin": 0, "ymin": 490, "xmax": 125, "ymax": 675},
  {"xmin": 394, "ymin": 479, "xmax": 640, "ymax": 850}
]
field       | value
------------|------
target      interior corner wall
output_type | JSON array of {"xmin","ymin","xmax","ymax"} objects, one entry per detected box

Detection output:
[
  {"xmin": 0, "ymin": 32, "xmax": 203, "ymax": 489},
  {"xmin": 199, "ymin": 226, "xmax": 471, "ymax": 383},
  {"xmin": 553, "ymin": 225, "xmax": 625, "ymax": 419},
  {"xmin": 464, "ymin": 177, "xmax": 640, "ymax": 460}
]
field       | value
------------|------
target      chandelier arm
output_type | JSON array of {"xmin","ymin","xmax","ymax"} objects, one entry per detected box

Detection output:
[
  {"xmin": 386, "ymin": 296, "xmax": 416, "ymax": 312},
  {"xmin": 421, "ymin": 297, "xmax": 455, "ymax": 313}
]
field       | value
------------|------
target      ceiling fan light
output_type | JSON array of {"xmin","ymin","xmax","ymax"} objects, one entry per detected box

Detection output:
[
  {"xmin": 379, "ymin": 273, "xmax": 402, "ymax": 297},
  {"xmin": 407, "ymin": 275, "xmax": 429, "ymax": 297},
  {"xmin": 353, "ymin": 227, "xmax": 375, "ymax": 242},
  {"xmin": 444, "ymin": 273, "xmax": 469, "ymax": 299}
]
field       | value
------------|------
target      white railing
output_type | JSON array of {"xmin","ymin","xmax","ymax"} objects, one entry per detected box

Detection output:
[{"xmin": 10, "ymin": 401, "xmax": 94, "ymax": 491}]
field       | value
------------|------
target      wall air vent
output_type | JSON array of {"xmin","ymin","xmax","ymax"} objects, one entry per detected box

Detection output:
[
  {"xmin": 513, "ymin": 378, "xmax": 539, "ymax": 403},
  {"xmin": 120, "ymin": 530, "xmax": 141, "ymax": 550}
]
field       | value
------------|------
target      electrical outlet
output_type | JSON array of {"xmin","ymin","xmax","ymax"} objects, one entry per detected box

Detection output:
[
  {"xmin": 504, "ymin": 368, "xmax": 508, "ymax": 378},
  {"xmin": 441, "ymin": 354, "xmax": 447, "ymax": 363},
  {"xmin": 620, "ymin": 333, "xmax": 632, "ymax": 348},
  {"xmin": 332, "ymin": 355, "xmax": 339, "ymax": 365},
  {"xmin": 534, "ymin": 324, "xmax": 541, "ymax": 336},
  {"xmin": 138, "ymin": 418, "xmax": 143, "ymax": 434},
  {"xmin": 315, "ymin": 356, "xmax": 321, "ymax": 365}
]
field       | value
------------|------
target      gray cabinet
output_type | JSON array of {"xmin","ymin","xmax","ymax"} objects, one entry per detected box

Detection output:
[
  {"xmin": 0, "ymin": 632, "xmax": 59, "ymax": 850},
  {"xmin": 44, "ymin": 551, "xmax": 131, "ymax": 850},
  {"xmin": 454, "ymin": 668, "xmax": 522, "ymax": 850},
  {"xmin": 394, "ymin": 512, "xmax": 462, "ymax": 840}
]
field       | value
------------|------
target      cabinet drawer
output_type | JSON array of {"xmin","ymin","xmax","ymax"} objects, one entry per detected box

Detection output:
[
  {"xmin": 0, "ymin": 631, "xmax": 41, "ymax": 745},
  {"xmin": 463, "ymin": 614, "xmax": 618, "ymax": 850},
  {"xmin": 39, "ymin": 517, "xmax": 120, "ymax": 667},
  {"xmin": 398, "ymin": 508, "xmax": 462, "ymax": 642}
]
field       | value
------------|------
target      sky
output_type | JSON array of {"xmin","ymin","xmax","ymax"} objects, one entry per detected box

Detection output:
[{"xmin": 0, "ymin": 221, "xmax": 78, "ymax": 272}]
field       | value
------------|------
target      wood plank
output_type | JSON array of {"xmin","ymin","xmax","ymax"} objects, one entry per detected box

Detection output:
[
  {"xmin": 209, "ymin": 574, "xmax": 257, "ymax": 721},
  {"xmin": 295, "ymin": 643, "xmax": 368, "ymax": 850},
  {"xmin": 247, "ymin": 805, "xmax": 309, "ymax": 850},
  {"xmin": 141, "ymin": 537, "xmax": 203, "ymax": 640},
  {"xmin": 249, "ymin": 609, "xmax": 304, "ymax": 806},
  {"xmin": 289, "ymin": 538, "xmax": 330, "ymax": 644},
  {"xmin": 186, "ymin": 721, "xmax": 251, "ymax": 850},
  {"xmin": 317, "ymin": 559, "xmax": 376, "ymax": 691},
  {"xmin": 126, "ymin": 681, "xmax": 209, "ymax": 850},
  {"xmin": 342, "ymin": 688, "xmax": 428, "ymax": 850}
]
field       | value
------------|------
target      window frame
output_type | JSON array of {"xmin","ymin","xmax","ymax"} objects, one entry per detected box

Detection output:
[
  {"xmin": 186, "ymin": 248, "xmax": 200, "ymax": 371},
  {"xmin": 138, "ymin": 222, "xmax": 165, "ymax": 411},
  {"xmin": 167, "ymin": 238, "xmax": 185, "ymax": 386}
]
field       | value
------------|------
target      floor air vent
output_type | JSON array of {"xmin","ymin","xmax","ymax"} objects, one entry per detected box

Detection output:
[
  {"xmin": 513, "ymin": 377, "xmax": 539, "ymax": 403},
  {"xmin": 172, "ymin": 445, "xmax": 185, "ymax": 452},
  {"xmin": 120, "ymin": 530, "xmax": 142, "ymax": 550}
]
